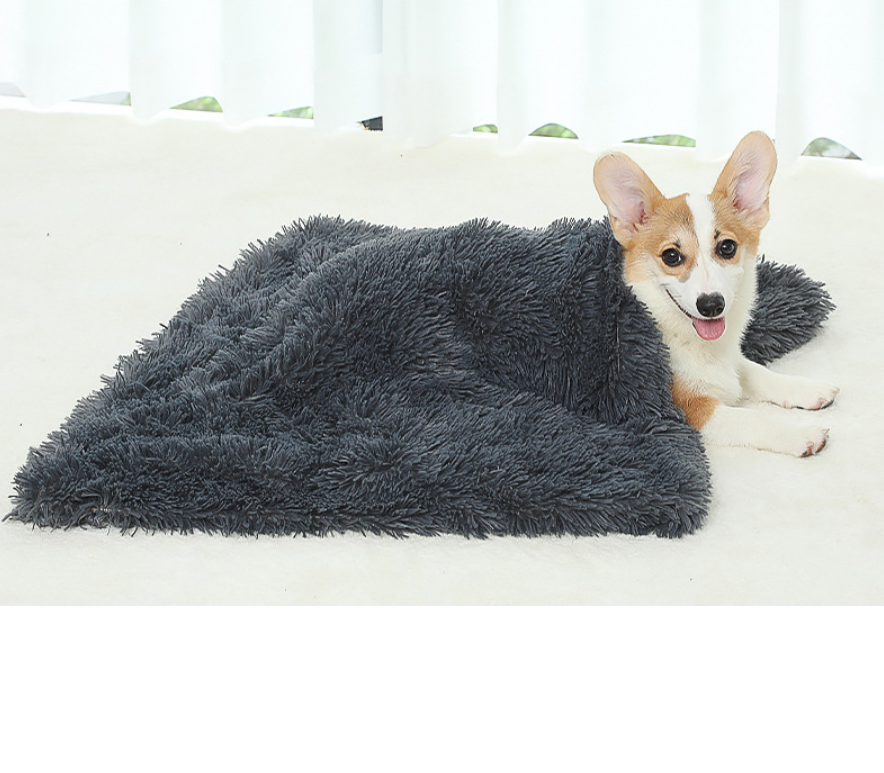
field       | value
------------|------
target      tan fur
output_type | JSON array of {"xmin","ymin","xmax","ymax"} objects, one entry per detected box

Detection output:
[
  {"xmin": 623, "ymin": 194, "xmax": 701, "ymax": 284},
  {"xmin": 709, "ymin": 195, "xmax": 761, "ymax": 258},
  {"xmin": 671, "ymin": 377, "xmax": 719, "ymax": 430}
]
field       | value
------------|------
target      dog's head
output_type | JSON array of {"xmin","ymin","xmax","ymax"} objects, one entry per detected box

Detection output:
[{"xmin": 593, "ymin": 131, "xmax": 777, "ymax": 341}]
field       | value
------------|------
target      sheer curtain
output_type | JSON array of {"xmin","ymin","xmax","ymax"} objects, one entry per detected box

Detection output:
[{"xmin": 1, "ymin": 0, "xmax": 882, "ymax": 163}]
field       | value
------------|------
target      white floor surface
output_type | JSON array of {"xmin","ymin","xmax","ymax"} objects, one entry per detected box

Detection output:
[{"xmin": 2, "ymin": 99, "xmax": 882, "ymax": 604}]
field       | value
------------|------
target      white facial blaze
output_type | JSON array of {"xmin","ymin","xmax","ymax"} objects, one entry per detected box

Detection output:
[{"xmin": 679, "ymin": 192, "xmax": 742, "ymax": 317}]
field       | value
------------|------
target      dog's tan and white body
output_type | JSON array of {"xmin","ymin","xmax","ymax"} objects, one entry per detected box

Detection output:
[{"xmin": 593, "ymin": 132, "xmax": 838, "ymax": 456}]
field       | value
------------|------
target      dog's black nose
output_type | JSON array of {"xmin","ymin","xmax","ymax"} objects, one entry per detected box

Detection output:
[{"xmin": 696, "ymin": 293, "xmax": 725, "ymax": 318}]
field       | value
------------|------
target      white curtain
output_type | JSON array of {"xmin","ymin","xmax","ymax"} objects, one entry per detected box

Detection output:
[{"xmin": 1, "ymin": 0, "xmax": 883, "ymax": 163}]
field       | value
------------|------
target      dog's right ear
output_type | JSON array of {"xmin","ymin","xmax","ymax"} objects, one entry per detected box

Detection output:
[{"xmin": 593, "ymin": 152, "xmax": 665, "ymax": 247}]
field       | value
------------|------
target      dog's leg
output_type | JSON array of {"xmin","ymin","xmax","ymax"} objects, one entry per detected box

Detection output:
[
  {"xmin": 740, "ymin": 359, "xmax": 839, "ymax": 411},
  {"xmin": 702, "ymin": 404, "xmax": 830, "ymax": 457}
]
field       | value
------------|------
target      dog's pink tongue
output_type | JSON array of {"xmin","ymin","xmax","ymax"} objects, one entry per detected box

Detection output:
[{"xmin": 693, "ymin": 317, "xmax": 726, "ymax": 340}]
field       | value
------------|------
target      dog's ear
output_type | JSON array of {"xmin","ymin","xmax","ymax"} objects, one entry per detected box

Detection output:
[
  {"xmin": 713, "ymin": 131, "xmax": 777, "ymax": 229},
  {"xmin": 593, "ymin": 152, "xmax": 665, "ymax": 246}
]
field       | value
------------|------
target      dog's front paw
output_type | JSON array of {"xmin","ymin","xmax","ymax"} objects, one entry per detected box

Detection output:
[
  {"xmin": 796, "ymin": 426, "xmax": 830, "ymax": 457},
  {"xmin": 702, "ymin": 404, "xmax": 833, "ymax": 457},
  {"xmin": 757, "ymin": 422, "xmax": 830, "ymax": 457},
  {"xmin": 777, "ymin": 378, "xmax": 839, "ymax": 411}
]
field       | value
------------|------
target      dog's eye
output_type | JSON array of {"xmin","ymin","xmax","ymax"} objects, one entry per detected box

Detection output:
[
  {"xmin": 717, "ymin": 239, "xmax": 738, "ymax": 259},
  {"xmin": 661, "ymin": 248, "xmax": 684, "ymax": 267}
]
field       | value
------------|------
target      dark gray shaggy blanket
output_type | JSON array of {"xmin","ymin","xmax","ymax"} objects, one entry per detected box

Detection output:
[{"xmin": 7, "ymin": 217, "xmax": 833, "ymax": 538}]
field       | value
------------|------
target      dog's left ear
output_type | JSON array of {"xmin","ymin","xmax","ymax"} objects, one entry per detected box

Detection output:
[{"xmin": 713, "ymin": 131, "xmax": 778, "ymax": 229}]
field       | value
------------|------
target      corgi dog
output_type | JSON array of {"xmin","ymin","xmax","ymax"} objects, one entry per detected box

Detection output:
[{"xmin": 593, "ymin": 131, "xmax": 838, "ymax": 457}]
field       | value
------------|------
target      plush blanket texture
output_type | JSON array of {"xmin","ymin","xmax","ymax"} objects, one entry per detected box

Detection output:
[{"xmin": 7, "ymin": 217, "xmax": 833, "ymax": 537}]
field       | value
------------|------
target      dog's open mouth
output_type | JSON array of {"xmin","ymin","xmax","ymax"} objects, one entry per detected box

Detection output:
[{"xmin": 665, "ymin": 288, "xmax": 726, "ymax": 341}]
